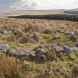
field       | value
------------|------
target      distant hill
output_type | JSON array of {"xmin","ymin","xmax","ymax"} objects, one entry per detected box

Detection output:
[
  {"xmin": 64, "ymin": 8, "xmax": 78, "ymax": 15},
  {"xmin": 8, "ymin": 9, "xmax": 78, "ymax": 21},
  {"xmin": 0, "ymin": 9, "xmax": 64, "ymax": 17},
  {"xmin": 1, "ymin": 9, "xmax": 78, "ymax": 17},
  {"xmin": 6, "ymin": 10, "xmax": 64, "ymax": 16}
]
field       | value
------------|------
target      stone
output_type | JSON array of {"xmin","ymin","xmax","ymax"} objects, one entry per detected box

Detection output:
[
  {"xmin": 63, "ymin": 45, "xmax": 72, "ymax": 54},
  {"xmin": 43, "ymin": 29, "xmax": 52, "ymax": 34},
  {"xmin": 8, "ymin": 48, "xmax": 32, "ymax": 60},
  {"xmin": 31, "ymin": 32, "xmax": 39, "ymax": 42},
  {"xmin": 8, "ymin": 48, "xmax": 16, "ymax": 55},
  {"xmin": 18, "ymin": 36, "xmax": 28, "ymax": 43},
  {"xmin": 75, "ymin": 43, "xmax": 78, "ymax": 47},
  {"xmin": 0, "ymin": 29, "xmax": 12, "ymax": 35},
  {"xmin": 35, "ymin": 54, "xmax": 47, "ymax": 62},
  {"xmin": 34, "ymin": 48, "xmax": 47, "ymax": 62},
  {"xmin": 53, "ymin": 32, "xmax": 61, "ymax": 39},
  {"xmin": 0, "ymin": 44, "xmax": 10, "ymax": 54},
  {"xmin": 52, "ymin": 43, "xmax": 64, "ymax": 52},
  {"xmin": 67, "ymin": 31, "xmax": 77, "ymax": 41},
  {"xmin": 70, "ymin": 47, "xmax": 78, "ymax": 52}
]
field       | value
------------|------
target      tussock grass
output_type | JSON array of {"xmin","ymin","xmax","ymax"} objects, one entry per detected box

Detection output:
[{"xmin": 0, "ymin": 18, "xmax": 78, "ymax": 78}]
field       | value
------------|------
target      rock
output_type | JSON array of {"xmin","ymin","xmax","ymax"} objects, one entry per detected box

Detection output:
[
  {"xmin": 52, "ymin": 43, "xmax": 64, "ymax": 52},
  {"xmin": 35, "ymin": 48, "xmax": 47, "ymax": 54},
  {"xmin": 34, "ymin": 48, "xmax": 47, "ymax": 62},
  {"xmin": 63, "ymin": 45, "xmax": 72, "ymax": 54},
  {"xmin": 18, "ymin": 32, "xmax": 39, "ymax": 43},
  {"xmin": 70, "ymin": 47, "xmax": 78, "ymax": 52},
  {"xmin": 75, "ymin": 43, "xmax": 78, "ymax": 47},
  {"xmin": 67, "ymin": 31, "xmax": 77, "ymax": 41},
  {"xmin": 52, "ymin": 43, "xmax": 64, "ymax": 58},
  {"xmin": 69, "ymin": 32, "xmax": 76, "ymax": 36},
  {"xmin": 8, "ymin": 48, "xmax": 16, "ymax": 56},
  {"xmin": 8, "ymin": 48, "xmax": 32, "ymax": 60},
  {"xmin": 52, "ymin": 32, "xmax": 61, "ymax": 39},
  {"xmin": 43, "ymin": 29, "xmax": 52, "ymax": 34},
  {"xmin": 0, "ymin": 44, "xmax": 10, "ymax": 54},
  {"xmin": 0, "ymin": 29, "xmax": 12, "ymax": 35},
  {"xmin": 3, "ymin": 30, "xmax": 11, "ymax": 35},
  {"xmin": 18, "ymin": 36, "xmax": 28, "ymax": 43},
  {"xmin": 31, "ymin": 32, "xmax": 39, "ymax": 42}
]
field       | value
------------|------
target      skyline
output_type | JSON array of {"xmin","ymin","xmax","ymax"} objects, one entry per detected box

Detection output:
[
  {"xmin": 10, "ymin": 0, "xmax": 78, "ymax": 10},
  {"xmin": 0, "ymin": 0, "xmax": 78, "ymax": 12}
]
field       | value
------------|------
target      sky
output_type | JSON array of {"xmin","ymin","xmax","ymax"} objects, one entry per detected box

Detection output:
[
  {"xmin": 0, "ymin": 0, "xmax": 78, "ymax": 10},
  {"xmin": 0, "ymin": 0, "xmax": 9, "ymax": 9}
]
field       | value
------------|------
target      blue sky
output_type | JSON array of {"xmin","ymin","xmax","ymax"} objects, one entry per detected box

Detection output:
[
  {"xmin": 0, "ymin": 0, "xmax": 10, "ymax": 9},
  {"xmin": 0, "ymin": 0, "xmax": 78, "ymax": 10}
]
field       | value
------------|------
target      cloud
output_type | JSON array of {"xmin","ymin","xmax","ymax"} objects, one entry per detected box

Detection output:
[{"xmin": 10, "ymin": 0, "xmax": 78, "ymax": 10}]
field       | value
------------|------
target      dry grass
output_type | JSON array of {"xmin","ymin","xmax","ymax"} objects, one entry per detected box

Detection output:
[
  {"xmin": 0, "ymin": 55, "xmax": 23, "ymax": 78},
  {"xmin": 0, "ymin": 18, "xmax": 78, "ymax": 78}
]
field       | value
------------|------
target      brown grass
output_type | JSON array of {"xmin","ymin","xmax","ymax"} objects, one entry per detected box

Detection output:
[{"xmin": 0, "ymin": 18, "xmax": 78, "ymax": 78}]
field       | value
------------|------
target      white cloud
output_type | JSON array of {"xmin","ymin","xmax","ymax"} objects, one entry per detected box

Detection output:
[{"xmin": 10, "ymin": 0, "xmax": 78, "ymax": 10}]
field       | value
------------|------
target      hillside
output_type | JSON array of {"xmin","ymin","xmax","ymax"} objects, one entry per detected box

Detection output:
[
  {"xmin": 0, "ymin": 18, "xmax": 78, "ymax": 78},
  {"xmin": 7, "ymin": 10, "xmax": 78, "ymax": 21},
  {"xmin": 64, "ymin": 8, "xmax": 78, "ymax": 14},
  {"xmin": 6, "ymin": 10, "xmax": 64, "ymax": 16}
]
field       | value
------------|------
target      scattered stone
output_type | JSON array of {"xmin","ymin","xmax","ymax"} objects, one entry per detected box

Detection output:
[
  {"xmin": 34, "ymin": 47, "xmax": 47, "ymax": 62},
  {"xmin": 75, "ymin": 43, "xmax": 78, "ymax": 47},
  {"xmin": 71, "ymin": 47, "xmax": 78, "ymax": 52},
  {"xmin": 31, "ymin": 32, "xmax": 39, "ymax": 42},
  {"xmin": 0, "ymin": 29, "xmax": 12, "ymax": 35},
  {"xmin": 0, "ymin": 44, "xmax": 10, "ymax": 54},
  {"xmin": 10, "ymin": 48, "xmax": 32, "ymax": 60},
  {"xmin": 52, "ymin": 32, "xmax": 61, "ymax": 39},
  {"xmin": 18, "ymin": 36, "xmax": 28, "ymax": 43},
  {"xmin": 67, "ymin": 31, "xmax": 77, "ymax": 41},
  {"xmin": 52, "ymin": 43, "xmax": 64, "ymax": 52},
  {"xmin": 63, "ymin": 45, "xmax": 72, "ymax": 54},
  {"xmin": 43, "ymin": 29, "xmax": 52, "ymax": 34}
]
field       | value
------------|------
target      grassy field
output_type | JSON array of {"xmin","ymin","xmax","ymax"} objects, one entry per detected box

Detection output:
[{"xmin": 0, "ymin": 18, "xmax": 78, "ymax": 78}]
